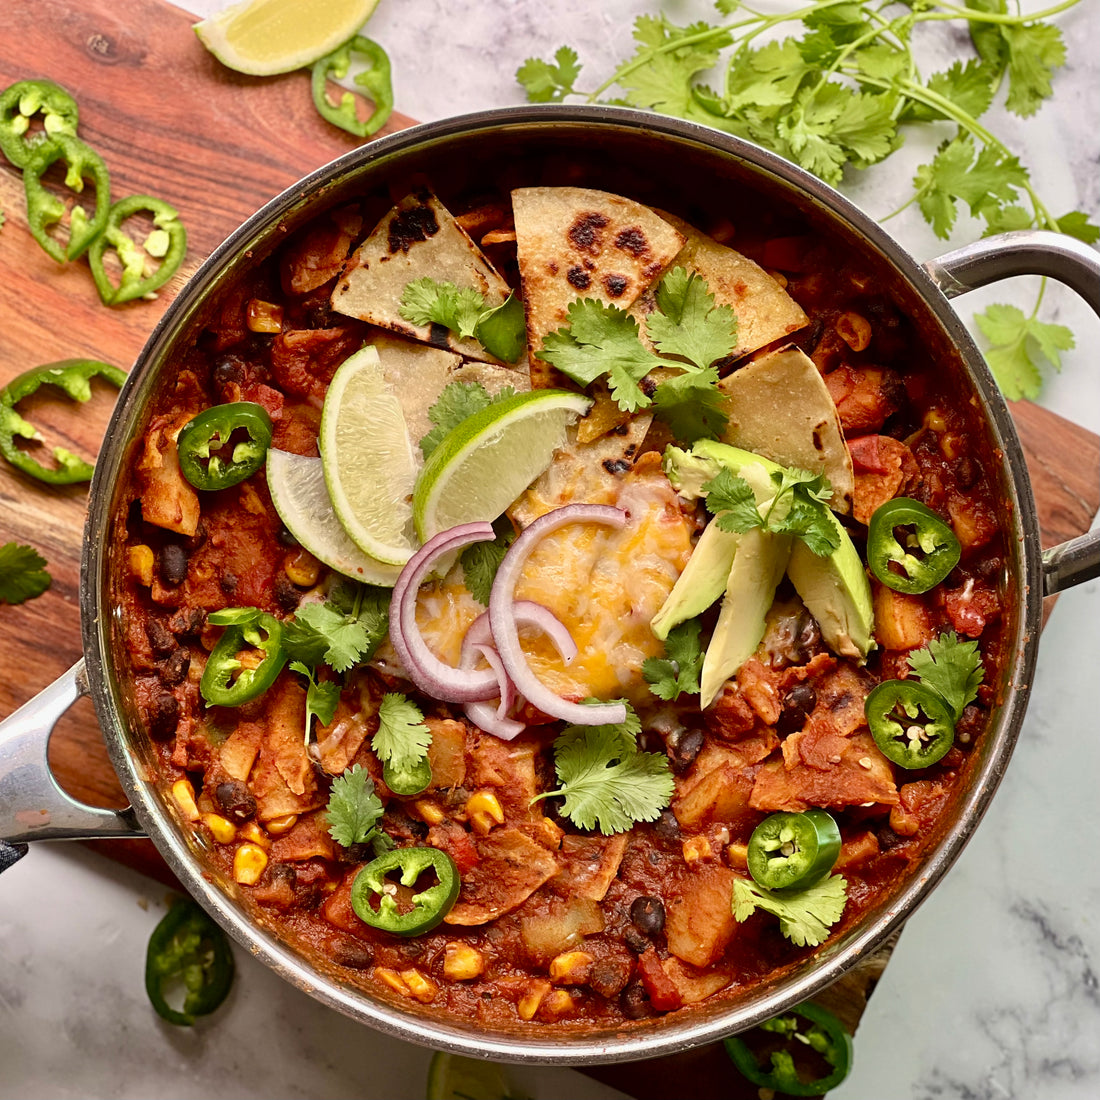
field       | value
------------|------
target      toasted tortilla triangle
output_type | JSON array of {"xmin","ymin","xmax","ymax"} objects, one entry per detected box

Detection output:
[
  {"xmin": 512, "ymin": 187, "xmax": 685, "ymax": 383},
  {"xmin": 718, "ymin": 346, "xmax": 854, "ymax": 514},
  {"xmin": 331, "ymin": 189, "xmax": 511, "ymax": 364},
  {"xmin": 632, "ymin": 213, "xmax": 809, "ymax": 360}
]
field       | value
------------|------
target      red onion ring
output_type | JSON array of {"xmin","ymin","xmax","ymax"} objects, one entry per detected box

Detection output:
[
  {"xmin": 489, "ymin": 504, "xmax": 628, "ymax": 726},
  {"xmin": 389, "ymin": 522, "xmax": 500, "ymax": 702}
]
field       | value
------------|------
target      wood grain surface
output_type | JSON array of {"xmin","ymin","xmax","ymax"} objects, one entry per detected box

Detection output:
[{"xmin": 0, "ymin": 0, "xmax": 1097, "ymax": 1090}]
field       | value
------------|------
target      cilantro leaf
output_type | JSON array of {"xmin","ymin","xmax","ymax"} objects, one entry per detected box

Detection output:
[
  {"xmin": 974, "ymin": 303, "xmax": 1074, "ymax": 400},
  {"xmin": 537, "ymin": 711, "xmax": 672, "ymax": 835},
  {"xmin": 907, "ymin": 631, "xmax": 984, "ymax": 720},
  {"xmin": 289, "ymin": 660, "xmax": 341, "ymax": 746},
  {"xmin": 703, "ymin": 467, "xmax": 764, "ymax": 533},
  {"xmin": 460, "ymin": 520, "xmax": 515, "ymax": 605},
  {"xmin": 902, "ymin": 59, "xmax": 994, "ymax": 123},
  {"xmin": 732, "ymin": 874, "xmax": 848, "ymax": 947},
  {"xmin": 767, "ymin": 471, "xmax": 839, "ymax": 558},
  {"xmin": 538, "ymin": 299, "xmax": 661, "ymax": 412},
  {"xmin": 0, "ymin": 542, "xmax": 51, "ymax": 604},
  {"xmin": 283, "ymin": 586, "xmax": 388, "ymax": 673},
  {"xmin": 373, "ymin": 692, "xmax": 433, "ymax": 773},
  {"xmin": 421, "ymin": 381, "xmax": 496, "ymax": 459},
  {"xmin": 516, "ymin": 46, "xmax": 581, "ymax": 103},
  {"xmin": 643, "ymin": 618, "xmax": 704, "ymax": 701},
  {"xmin": 325, "ymin": 764, "xmax": 384, "ymax": 848},
  {"xmin": 1002, "ymin": 22, "xmax": 1066, "ymax": 117},
  {"xmin": 652, "ymin": 368, "xmax": 729, "ymax": 443},
  {"xmin": 647, "ymin": 267, "xmax": 739, "ymax": 370},
  {"xmin": 1056, "ymin": 210, "xmax": 1100, "ymax": 246},
  {"xmin": 399, "ymin": 277, "xmax": 485, "ymax": 339}
]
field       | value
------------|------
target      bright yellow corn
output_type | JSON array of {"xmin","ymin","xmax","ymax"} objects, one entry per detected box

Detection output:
[
  {"xmin": 283, "ymin": 548, "xmax": 320, "ymax": 587},
  {"xmin": 264, "ymin": 813, "xmax": 298, "ymax": 836},
  {"xmin": 682, "ymin": 835, "xmax": 713, "ymax": 864},
  {"xmin": 129, "ymin": 545, "xmax": 155, "ymax": 587},
  {"xmin": 400, "ymin": 968, "xmax": 439, "ymax": 1004},
  {"xmin": 201, "ymin": 812, "xmax": 237, "ymax": 844},
  {"xmin": 443, "ymin": 942, "xmax": 485, "ymax": 981},
  {"xmin": 414, "ymin": 799, "xmax": 445, "ymax": 826},
  {"xmin": 374, "ymin": 968, "xmax": 411, "ymax": 997},
  {"xmin": 549, "ymin": 951, "xmax": 593, "ymax": 985},
  {"xmin": 233, "ymin": 843, "xmax": 268, "ymax": 885},
  {"xmin": 171, "ymin": 779, "xmax": 200, "ymax": 822},
  {"xmin": 517, "ymin": 979, "xmax": 551, "ymax": 1021},
  {"xmin": 542, "ymin": 990, "xmax": 576, "ymax": 1018},
  {"xmin": 466, "ymin": 790, "xmax": 504, "ymax": 835}
]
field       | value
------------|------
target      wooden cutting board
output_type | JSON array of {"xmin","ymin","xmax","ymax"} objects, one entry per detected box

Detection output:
[{"xmin": 1, "ymin": 2, "xmax": 1096, "ymax": 1094}]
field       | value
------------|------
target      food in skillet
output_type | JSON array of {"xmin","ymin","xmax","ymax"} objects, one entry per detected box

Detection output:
[{"xmin": 116, "ymin": 180, "xmax": 1005, "ymax": 1029}]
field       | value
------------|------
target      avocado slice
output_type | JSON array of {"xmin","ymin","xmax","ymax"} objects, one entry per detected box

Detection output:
[
  {"xmin": 699, "ymin": 526, "xmax": 793, "ymax": 707},
  {"xmin": 689, "ymin": 439, "xmax": 875, "ymax": 660},
  {"xmin": 651, "ymin": 519, "xmax": 739, "ymax": 641}
]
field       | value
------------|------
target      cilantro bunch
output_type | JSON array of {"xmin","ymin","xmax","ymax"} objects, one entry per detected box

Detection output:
[
  {"xmin": 0, "ymin": 541, "xmax": 51, "ymax": 604},
  {"xmin": 518, "ymin": 0, "xmax": 1096, "ymax": 399},
  {"xmin": 539, "ymin": 266, "xmax": 737, "ymax": 441}
]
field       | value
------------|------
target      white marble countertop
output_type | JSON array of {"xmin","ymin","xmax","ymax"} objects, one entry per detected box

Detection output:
[{"xmin": 1, "ymin": 2, "xmax": 1097, "ymax": 1098}]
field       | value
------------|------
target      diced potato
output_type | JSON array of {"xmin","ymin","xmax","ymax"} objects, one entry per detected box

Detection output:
[
  {"xmin": 665, "ymin": 864, "xmax": 738, "ymax": 969},
  {"xmin": 873, "ymin": 584, "xmax": 934, "ymax": 651}
]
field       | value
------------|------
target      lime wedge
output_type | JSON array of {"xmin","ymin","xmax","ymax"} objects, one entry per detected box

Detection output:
[
  {"xmin": 194, "ymin": 0, "xmax": 379, "ymax": 76},
  {"xmin": 412, "ymin": 389, "xmax": 592, "ymax": 542},
  {"xmin": 425, "ymin": 1051, "xmax": 526, "ymax": 1100},
  {"xmin": 320, "ymin": 345, "xmax": 420, "ymax": 566},
  {"xmin": 266, "ymin": 448, "xmax": 402, "ymax": 586}
]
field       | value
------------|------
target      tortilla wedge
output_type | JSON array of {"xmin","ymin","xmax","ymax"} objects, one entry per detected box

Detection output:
[
  {"xmin": 632, "ymin": 213, "xmax": 808, "ymax": 361},
  {"xmin": 512, "ymin": 187, "xmax": 685, "ymax": 383},
  {"xmin": 718, "ymin": 346, "xmax": 854, "ymax": 514},
  {"xmin": 331, "ymin": 189, "xmax": 511, "ymax": 363}
]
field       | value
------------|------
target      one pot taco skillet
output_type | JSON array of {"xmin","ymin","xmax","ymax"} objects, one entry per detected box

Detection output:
[{"xmin": 113, "ymin": 163, "xmax": 1011, "ymax": 1036}]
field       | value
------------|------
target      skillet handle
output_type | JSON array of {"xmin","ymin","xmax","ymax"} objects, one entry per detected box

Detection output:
[
  {"xmin": 0, "ymin": 660, "xmax": 143, "ymax": 869},
  {"xmin": 923, "ymin": 229, "xmax": 1100, "ymax": 596}
]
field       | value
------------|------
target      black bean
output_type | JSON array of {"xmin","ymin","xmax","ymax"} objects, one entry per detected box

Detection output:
[
  {"xmin": 330, "ymin": 940, "xmax": 374, "ymax": 969},
  {"xmin": 620, "ymin": 980, "xmax": 654, "ymax": 1020},
  {"xmin": 214, "ymin": 779, "xmax": 257, "ymax": 822},
  {"xmin": 274, "ymin": 574, "xmax": 302, "ymax": 613},
  {"xmin": 589, "ymin": 958, "xmax": 633, "ymax": 999},
  {"xmin": 169, "ymin": 607, "xmax": 206, "ymax": 637},
  {"xmin": 667, "ymin": 726, "xmax": 704, "ymax": 774},
  {"xmin": 220, "ymin": 572, "xmax": 239, "ymax": 596},
  {"xmin": 158, "ymin": 543, "xmax": 189, "ymax": 587},
  {"xmin": 630, "ymin": 896, "xmax": 666, "ymax": 937},
  {"xmin": 145, "ymin": 618, "xmax": 176, "ymax": 658},
  {"xmin": 146, "ymin": 691, "xmax": 179, "ymax": 741},
  {"xmin": 877, "ymin": 824, "xmax": 905, "ymax": 851},
  {"xmin": 777, "ymin": 683, "xmax": 817, "ymax": 733},
  {"xmin": 212, "ymin": 355, "xmax": 245, "ymax": 388},
  {"xmin": 955, "ymin": 455, "xmax": 980, "ymax": 490},
  {"xmin": 159, "ymin": 647, "xmax": 191, "ymax": 686},
  {"xmin": 277, "ymin": 527, "xmax": 299, "ymax": 548},
  {"xmin": 623, "ymin": 928, "xmax": 650, "ymax": 955},
  {"xmin": 653, "ymin": 809, "xmax": 681, "ymax": 841}
]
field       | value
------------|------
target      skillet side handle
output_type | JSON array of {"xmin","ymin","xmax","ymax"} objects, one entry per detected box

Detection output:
[
  {"xmin": 924, "ymin": 229, "xmax": 1100, "ymax": 597},
  {"xmin": 0, "ymin": 660, "xmax": 143, "ymax": 870}
]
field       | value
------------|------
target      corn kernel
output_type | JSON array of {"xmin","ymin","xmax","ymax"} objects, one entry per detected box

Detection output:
[
  {"xmin": 466, "ymin": 790, "xmax": 505, "ymax": 836},
  {"xmin": 682, "ymin": 835, "xmax": 713, "ymax": 864},
  {"xmin": 443, "ymin": 942, "xmax": 486, "ymax": 981},
  {"xmin": 400, "ymin": 968, "xmax": 439, "ymax": 1004},
  {"xmin": 171, "ymin": 779, "xmax": 200, "ymax": 822},
  {"xmin": 283, "ymin": 548, "xmax": 321, "ymax": 587},
  {"xmin": 238, "ymin": 821, "xmax": 272, "ymax": 849},
  {"xmin": 201, "ymin": 812, "xmax": 237, "ymax": 844},
  {"xmin": 233, "ymin": 842, "xmax": 268, "ymax": 885},
  {"xmin": 414, "ymin": 799, "xmax": 445, "ymax": 826},
  {"xmin": 535, "ymin": 816, "xmax": 564, "ymax": 849},
  {"xmin": 835, "ymin": 310, "xmax": 872, "ymax": 352},
  {"xmin": 246, "ymin": 298, "xmax": 284, "ymax": 333},
  {"xmin": 517, "ymin": 979, "xmax": 551, "ymax": 1021},
  {"xmin": 924, "ymin": 409, "xmax": 947, "ymax": 432},
  {"xmin": 374, "ymin": 967, "xmax": 411, "ymax": 997},
  {"xmin": 264, "ymin": 813, "xmax": 298, "ymax": 836},
  {"xmin": 129, "ymin": 544, "xmax": 155, "ymax": 586},
  {"xmin": 725, "ymin": 842, "xmax": 749, "ymax": 872},
  {"xmin": 548, "ymin": 951, "xmax": 593, "ymax": 985},
  {"xmin": 940, "ymin": 433, "xmax": 960, "ymax": 460},
  {"xmin": 542, "ymin": 989, "xmax": 576, "ymax": 1017}
]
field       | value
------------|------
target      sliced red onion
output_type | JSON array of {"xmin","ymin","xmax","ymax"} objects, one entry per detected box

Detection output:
[
  {"xmin": 513, "ymin": 601, "xmax": 578, "ymax": 665},
  {"xmin": 389, "ymin": 523, "xmax": 500, "ymax": 702},
  {"xmin": 461, "ymin": 626, "xmax": 524, "ymax": 738},
  {"xmin": 489, "ymin": 504, "xmax": 628, "ymax": 726}
]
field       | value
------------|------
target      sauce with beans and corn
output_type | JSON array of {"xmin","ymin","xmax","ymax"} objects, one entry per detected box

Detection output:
[{"xmin": 114, "ymin": 176, "xmax": 1007, "ymax": 1030}]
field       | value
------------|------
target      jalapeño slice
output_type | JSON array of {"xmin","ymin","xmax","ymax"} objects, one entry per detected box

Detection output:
[
  {"xmin": 747, "ymin": 809, "xmax": 842, "ymax": 892},
  {"xmin": 868, "ymin": 496, "xmax": 961, "ymax": 595},
  {"xmin": 177, "ymin": 401, "xmax": 273, "ymax": 491},
  {"xmin": 350, "ymin": 846, "xmax": 460, "ymax": 936},
  {"xmin": 383, "ymin": 756, "xmax": 432, "ymax": 797},
  {"xmin": 866, "ymin": 678, "xmax": 955, "ymax": 769}
]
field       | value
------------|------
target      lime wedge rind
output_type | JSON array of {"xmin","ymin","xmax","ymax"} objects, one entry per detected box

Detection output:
[
  {"xmin": 266, "ymin": 448, "xmax": 402, "ymax": 586},
  {"xmin": 412, "ymin": 389, "xmax": 592, "ymax": 542},
  {"xmin": 320, "ymin": 345, "xmax": 420, "ymax": 567}
]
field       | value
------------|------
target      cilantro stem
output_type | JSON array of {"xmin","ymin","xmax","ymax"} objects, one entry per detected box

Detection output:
[{"xmin": 924, "ymin": 0, "xmax": 1081, "ymax": 26}]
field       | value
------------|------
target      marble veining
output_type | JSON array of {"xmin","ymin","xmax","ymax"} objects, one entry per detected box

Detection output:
[{"xmin": 1, "ymin": 1, "xmax": 1098, "ymax": 1098}]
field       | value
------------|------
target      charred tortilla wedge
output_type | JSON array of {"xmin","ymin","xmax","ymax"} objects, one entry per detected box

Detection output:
[
  {"xmin": 332, "ymin": 189, "xmax": 512, "ymax": 363},
  {"xmin": 632, "ymin": 212, "xmax": 809, "ymax": 361},
  {"xmin": 718, "ymin": 345, "xmax": 854, "ymax": 514},
  {"xmin": 512, "ymin": 187, "xmax": 685, "ymax": 383}
]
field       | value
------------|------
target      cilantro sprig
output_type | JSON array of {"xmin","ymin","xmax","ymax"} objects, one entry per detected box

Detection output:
[
  {"xmin": 907, "ymin": 631, "xmax": 984, "ymax": 720},
  {"xmin": 733, "ymin": 873, "xmax": 848, "ymax": 948},
  {"xmin": 643, "ymin": 618, "xmax": 704, "ymax": 701},
  {"xmin": 703, "ymin": 466, "xmax": 840, "ymax": 557},
  {"xmin": 282, "ymin": 580, "xmax": 389, "ymax": 674},
  {"xmin": 289, "ymin": 661, "xmax": 341, "ymax": 746},
  {"xmin": 419, "ymin": 381, "xmax": 517, "ymax": 460},
  {"xmin": 325, "ymin": 764, "xmax": 387, "ymax": 849},
  {"xmin": 399, "ymin": 277, "xmax": 525, "ymax": 363},
  {"xmin": 538, "ymin": 266, "xmax": 737, "ymax": 440},
  {"xmin": 373, "ymin": 692, "xmax": 433, "ymax": 774},
  {"xmin": 519, "ymin": 0, "xmax": 1096, "ymax": 399},
  {"xmin": 533, "ymin": 705, "xmax": 675, "ymax": 835},
  {"xmin": 0, "ymin": 542, "xmax": 51, "ymax": 604}
]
